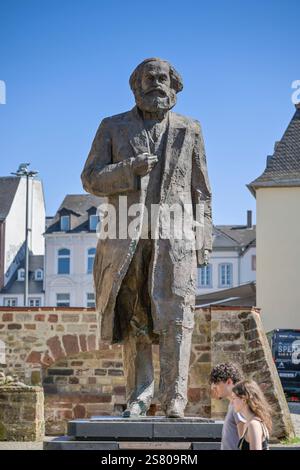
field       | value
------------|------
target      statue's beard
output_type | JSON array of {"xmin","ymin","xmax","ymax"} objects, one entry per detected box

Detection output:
[{"xmin": 134, "ymin": 87, "xmax": 177, "ymax": 114}]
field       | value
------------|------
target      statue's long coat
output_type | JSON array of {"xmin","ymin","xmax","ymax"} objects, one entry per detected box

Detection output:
[{"xmin": 81, "ymin": 106, "xmax": 212, "ymax": 343}]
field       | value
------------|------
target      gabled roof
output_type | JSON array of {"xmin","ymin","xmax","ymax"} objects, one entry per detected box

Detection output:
[
  {"xmin": 0, "ymin": 254, "xmax": 44, "ymax": 295},
  {"xmin": 0, "ymin": 177, "xmax": 20, "ymax": 221},
  {"xmin": 19, "ymin": 254, "xmax": 44, "ymax": 271},
  {"xmin": 248, "ymin": 104, "xmax": 300, "ymax": 195},
  {"xmin": 45, "ymin": 194, "xmax": 105, "ymax": 234},
  {"xmin": 213, "ymin": 228, "xmax": 239, "ymax": 248},
  {"xmin": 214, "ymin": 225, "xmax": 256, "ymax": 249}
]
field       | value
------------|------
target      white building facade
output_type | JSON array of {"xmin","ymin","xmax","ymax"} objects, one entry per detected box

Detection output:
[
  {"xmin": 197, "ymin": 214, "xmax": 256, "ymax": 296},
  {"xmin": 44, "ymin": 232, "xmax": 98, "ymax": 308},
  {"xmin": 44, "ymin": 195, "xmax": 256, "ymax": 307},
  {"xmin": 248, "ymin": 104, "xmax": 300, "ymax": 331},
  {"xmin": 44, "ymin": 194, "xmax": 103, "ymax": 308},
  {"xmin": 0, "ymin": 176, "xmax": 45, "ymax": 307}
]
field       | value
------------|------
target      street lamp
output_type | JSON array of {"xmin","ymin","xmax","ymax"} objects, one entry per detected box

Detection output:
[{"xmin": 11, "ymin": 163, "xmax": 38, "ymax": 307}]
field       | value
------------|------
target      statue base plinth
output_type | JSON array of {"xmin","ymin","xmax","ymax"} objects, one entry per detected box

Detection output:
[{"xmin": 44, "ymin": 416, "xmax": 223, "ymax": 450}]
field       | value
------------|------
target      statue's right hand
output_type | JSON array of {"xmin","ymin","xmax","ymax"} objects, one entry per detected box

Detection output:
[{"xmin": 132, "ymin": 153, "xmax": 158, "ymax": 176}]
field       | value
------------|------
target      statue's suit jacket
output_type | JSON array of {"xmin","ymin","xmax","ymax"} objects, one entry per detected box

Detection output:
[{"xmin": 81, "ymin": 106, "xmax": 212, "ymax": 343}]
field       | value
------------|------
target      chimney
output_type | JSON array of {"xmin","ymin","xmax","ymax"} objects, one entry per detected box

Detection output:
[{"xmin": 247, "ymin": 210, "xmax": 252, "ymax": 229}]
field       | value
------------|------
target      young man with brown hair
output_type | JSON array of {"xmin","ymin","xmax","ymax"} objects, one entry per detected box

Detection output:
[{"xmin": 210, "ymin": 363, "xmax": 246, "ymax": 450}]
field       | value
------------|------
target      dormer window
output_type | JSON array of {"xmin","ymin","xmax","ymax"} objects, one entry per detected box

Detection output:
[
  {"xmin": 89, "ymin": 214, "xmax": 99, "ymax": 231},
  {"xmin": 35, "ymin": 269, "xmax": 43, "ymax": 281},
  {"xmin": 17, "ymin": 268, "xmax": 25, "ymax": 281},
  {"xmin": 60, "ymin": 215, "xmax": 70, "ymax": 231}
]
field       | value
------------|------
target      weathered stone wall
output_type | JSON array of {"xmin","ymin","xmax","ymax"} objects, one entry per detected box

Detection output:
[
  {"xmin": 210, "ymin": 307, "xmax": 294, "ymax": 440},
  {"xmin": 43, "ymin": 345, "xmax": 160, "ymax": 435},
  {"xmin": 0, "ymin": 307, "xmax": 99, "ymax": 384},
  {"xmin": 0, "ymin": 386, "xmax": 44, "ymax": 441},
  {"xmin": 0, "ymin": 306, "xmax": 294, "ymax": 440}
]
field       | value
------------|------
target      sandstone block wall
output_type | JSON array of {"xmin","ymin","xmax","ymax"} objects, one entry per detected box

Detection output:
[
  {"xmin": 0, "ymin": 386, "xmax": 44, "ymax": 441},
  {"xmin": 0, "ymin": 306, "xmax": 294, "ymax": 440}
]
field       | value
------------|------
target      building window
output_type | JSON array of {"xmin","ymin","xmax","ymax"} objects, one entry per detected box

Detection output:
[
  {"xmin": 219, "ymin": 263, "xmax": 233, "ymax": 288},
  {"xmin": 89, "ymin": 214, "xmax": 99, "ymax": 231},
  {"xmin": 87, "ymin": 248, "xmax": 96, "ymax": 274},
  {"xmin": 3, "ymin": 298, "xmax": 18, "ymax": 307},
  {"xmin": 60, "ymin": 215, "xmax": 70, "ymax": 231},
  {"xmin": 86, "ymin": 293, "xmax": 95, "ymax": 308},
  {"xmin": 198, "ymin": 264, "xmax": 212, "ymax": 288},
  {"xmin": 252, "ymin": 255, "xmax": 256, "ymax": 271},
  {"xmin": 35, "ymin": 269, "xmax": 43, "ymax": 281},
  {"xmin": 56, "ymin": 293, "xmax": 70, "ymax": 307},
  {"xmin": 57, "ymin": 248, "xmax": 70, "ymax": 274},
  {"xmin": 29, "ymin": 298, "xmax": 41, "ymax": 307},
  {"xmin": 17, "ymin": 268, "xmax": 25, "ymax": 281}
]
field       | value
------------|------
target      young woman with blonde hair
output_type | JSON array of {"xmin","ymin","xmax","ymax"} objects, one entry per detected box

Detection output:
[{"xmin": 232, "ymin": 380, "xmax": 272, "ymax": 450}]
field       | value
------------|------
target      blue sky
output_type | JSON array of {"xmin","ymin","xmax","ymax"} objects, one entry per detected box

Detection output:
[{"xmin": 0, "ymin": 0, "xmax": 299, "ymax": 224}]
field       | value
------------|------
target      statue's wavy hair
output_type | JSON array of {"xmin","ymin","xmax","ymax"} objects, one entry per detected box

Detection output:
[{"xmin": 129, "ymin": 58, "xmax": 183, "ymax": 94}]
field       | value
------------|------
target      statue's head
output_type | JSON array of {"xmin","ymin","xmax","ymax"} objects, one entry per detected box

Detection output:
[{"xmin": 129, "ymin": 58, "xmax": 183, "ymax": 114}]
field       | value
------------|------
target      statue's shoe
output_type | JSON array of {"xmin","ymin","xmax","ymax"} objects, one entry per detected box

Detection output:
[
  {"xmin": 165, "ymin": 399, "xmax": 185, "ymax": 418},
  {"xmin": 122, "ymin": 401, "xmax": 148, "ymax": 418}
]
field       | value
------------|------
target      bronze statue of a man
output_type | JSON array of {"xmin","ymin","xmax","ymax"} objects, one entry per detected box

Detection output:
[{"xmin": 81, "ymin": 58, "xmax": 212, "ymax": 418}]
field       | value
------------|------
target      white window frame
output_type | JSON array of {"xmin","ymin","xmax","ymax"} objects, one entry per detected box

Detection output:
[
  {"xmin": 3, "ymin": 297, "xmax": 18, "ymax": 307},
  {"xmin": 57, "ymin": 248, "xmax": 71, "ymax": 275},
  {"xmin": 89, "ymin": 214, "xmax": 99, "ymax": 231},
  {"xmin": 17, "ymin": 268, "xmax": 25, "ymax": 281},
  {"xmin": 219, "ymin": 263, "xmax": 233, "ymax": 288},
  {"xmin": 56, "ymin": 293, "xmax": 70, "ymax": 307},
  {"xmin": 60, "ymin": 215, "xmax": 70, "ymax": 231},
  {"xmin": 86, "ymin": 292, "xmax": 95, "ymax": 308},
  {"xmin": 29, "ymin": 298, "xmax": 41, "ymax": 307},
  {"xmin": 198, "ymin": 264, "xmax": 213, "ymax": 288},
  {"xmin": 87, "ymin": 247, "xmax": 96, "ymax": 274},
  {"xmin": 35, "ymin": 269, "xmax": 43, "ymax": 281}
]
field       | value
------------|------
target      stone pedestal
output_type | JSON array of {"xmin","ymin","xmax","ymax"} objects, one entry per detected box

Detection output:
[
  {"xmin": 0, "ymin": 386, "xmax": 44, "ymax": 441},
  {"xmin": 44, "ymin": 416, "xmax": 223, "ymax": 450}
]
